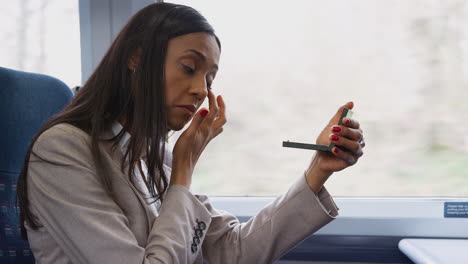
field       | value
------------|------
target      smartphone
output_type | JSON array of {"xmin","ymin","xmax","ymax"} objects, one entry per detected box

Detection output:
[{"xmin": 282, "ymin": 108, "xmax": 353, "ymax": 152}]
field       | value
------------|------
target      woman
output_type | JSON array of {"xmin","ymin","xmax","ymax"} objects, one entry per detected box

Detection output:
[{"xmin": 17, "ymin": 3, "xmax": 364, "ymax": 263}]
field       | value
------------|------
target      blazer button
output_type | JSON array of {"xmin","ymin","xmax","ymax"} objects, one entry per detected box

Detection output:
[
  {"xmin": 195, "ymin": 229, "xmax": 203, "ymax": 237},
  {"xmin": 193, "ymin": 236, "xmax": 200, "ymax": 245},
  {"xmin": 198, "ymin": 221, "xmax": 206, "ymax": 230},
  {"xmin": 191, "ymin": 243, "xmax": 198, "ymax": 253}
]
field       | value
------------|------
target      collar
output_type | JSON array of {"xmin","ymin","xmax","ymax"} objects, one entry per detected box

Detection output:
[
  {"xmin": 111, "ymin": 122, "xmax": 131, "ymax": 154},
  {"xmin": 111, "ymin": 122, "xmax": 173, "ymax": 166}
]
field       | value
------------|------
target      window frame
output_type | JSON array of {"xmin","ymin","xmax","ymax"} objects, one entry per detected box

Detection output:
[
  {"xmin": 212, "ymin": 196, "xmax": 468, "ymax": 262},
  {"xmin": 211, "ymin": 196, "xmax": 468, "ymax": 238},
  {"xmin": 79, "ymin": 0, "xmax": 159, "ymax": 84}
]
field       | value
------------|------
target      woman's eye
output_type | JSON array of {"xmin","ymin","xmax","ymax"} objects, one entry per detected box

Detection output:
[{"xmin": 182, "ymin": 65, "xmax": 195, "ymax": 74}]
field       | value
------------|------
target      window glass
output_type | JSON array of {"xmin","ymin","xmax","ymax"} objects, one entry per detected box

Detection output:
[
  {"xmin": 169, "ymin": 0, "xmax": 468, "ymax": 196},
  {"xmin": 0, "ymin": 0, "xmax": 81, "ymax": 88}
]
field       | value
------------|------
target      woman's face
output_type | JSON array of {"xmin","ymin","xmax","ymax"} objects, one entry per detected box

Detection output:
[{"xmin": 164, "ymin": 32, "xmax": 220, "ymax": 131}]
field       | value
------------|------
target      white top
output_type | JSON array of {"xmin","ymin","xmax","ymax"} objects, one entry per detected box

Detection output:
[
  {"xmin": 111, "ymin": 122, "xmax": 173, "ymax": 216},
  {"xmin": 399, "ymin": 238, "xmax": 468, "ymax": 264}
]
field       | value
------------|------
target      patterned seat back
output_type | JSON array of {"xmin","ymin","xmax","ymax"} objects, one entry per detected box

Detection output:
[{"xmin": 0, "ymin": 67, "xmax": 73, "ymax": 263}]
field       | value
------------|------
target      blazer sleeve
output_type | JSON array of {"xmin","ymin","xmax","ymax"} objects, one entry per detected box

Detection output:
[
  {"xmin": 196, "ymin": 173, "xmax": 339, "ymax": 263},
  {"xmin": 27, "ymin": 125, "xmax": 213, "ymax": 264}
]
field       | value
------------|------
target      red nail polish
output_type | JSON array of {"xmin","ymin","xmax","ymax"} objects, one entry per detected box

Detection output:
[
  {"xmin": 331, "ymin": 135, "xmax": 339, "ymax": 141},
  {"xmin": 200, "ymin": 109, "xmax": 209, "ymax": 117},
  {"xmin": 332, "ymin": 126, "xmax": 342, "ymax": 133},
  {"xmin": 333, "ymin": 147, "xmax": 340, "ymax": 154}
]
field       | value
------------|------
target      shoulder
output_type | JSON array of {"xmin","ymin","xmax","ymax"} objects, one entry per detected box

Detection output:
[
  {"xmin": 35, "ymin": 123, "xmax": 91, "ymax": 150},
  {"xmin": 32, "ymin": 123, "xmax": 93, "ymax": 164},
  {"xmin": 38, "ymin": 123, "xmax": 89, "ymax": 141}
]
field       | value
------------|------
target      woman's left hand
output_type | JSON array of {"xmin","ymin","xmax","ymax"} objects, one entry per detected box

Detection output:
[{"xmin": 305, "ymin": 102, "xmax": 365, "ymax": 193}]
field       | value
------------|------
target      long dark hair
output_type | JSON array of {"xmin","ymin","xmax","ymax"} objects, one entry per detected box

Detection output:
[{"xmin": 17, "ymin": 2, "xmax": 221, "ymax": 240}]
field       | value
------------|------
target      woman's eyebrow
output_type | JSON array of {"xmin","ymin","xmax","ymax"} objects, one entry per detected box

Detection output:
[{"xmin": 184, "ymin": 49, "xmax": 218, "ymax": 70}]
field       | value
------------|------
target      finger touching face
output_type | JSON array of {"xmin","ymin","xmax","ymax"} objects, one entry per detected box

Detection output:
[{"xmin": 164, "ymin": 32, "xmax": 221, "ymax": 131}]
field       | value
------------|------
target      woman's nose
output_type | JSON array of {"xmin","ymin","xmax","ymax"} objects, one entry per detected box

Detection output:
[{"xmin": 189, "ymin": 78, "xmax": 209, "ymax": 99}]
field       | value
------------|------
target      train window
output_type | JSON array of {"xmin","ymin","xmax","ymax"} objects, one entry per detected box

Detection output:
[
  {"xmin": 168, "ymin": 0, "xmax": 468, "ymax": 197},
  {"xmin": 0, "ymin": 0, "xmax": 81, "ymax": 88}
]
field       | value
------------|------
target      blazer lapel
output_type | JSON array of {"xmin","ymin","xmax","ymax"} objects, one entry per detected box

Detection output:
[{"xmin": 100, "ymin": 129, "xmax": 155, "ymax": 240}]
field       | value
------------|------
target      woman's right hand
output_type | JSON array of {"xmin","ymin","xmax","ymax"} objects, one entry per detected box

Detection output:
[{"xmin": 170, "ymin": 89, "xmax": 226, "ymax": 189}]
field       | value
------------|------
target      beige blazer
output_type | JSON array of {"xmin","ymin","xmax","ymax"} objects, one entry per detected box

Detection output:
[{"xmin": 25, "ymin": 123, "xmax": 339, "ymax": 264}]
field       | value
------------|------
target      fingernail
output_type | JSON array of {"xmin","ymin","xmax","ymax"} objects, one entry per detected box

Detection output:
[
  {"xmin": 332, "ymin": 126, "xmax": 342, "ymax": 133},
  {"xmin": 200, "ymin": 109, "xmax": 209, "ymax": 117},
  {"xmin": 343, "ymin": 118, "xmax": 349, "ymax": 125},
  {"xmin": 333, "ymin": 147, "xmax": 340, "ymax": 154},
  {"xmin": 331, "ymin": 135, "xmax": 340, "ymax": 141}
]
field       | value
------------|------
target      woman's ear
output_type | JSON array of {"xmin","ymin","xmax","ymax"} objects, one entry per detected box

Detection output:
[{"xmin": 128, "ymin": 47, "xmax": 142, "ymax": 72}]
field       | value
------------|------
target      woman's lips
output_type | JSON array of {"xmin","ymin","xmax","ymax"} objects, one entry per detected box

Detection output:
[{"xmin": 178, "ymin": 105, "xmax": 196, "ymax": 115}]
